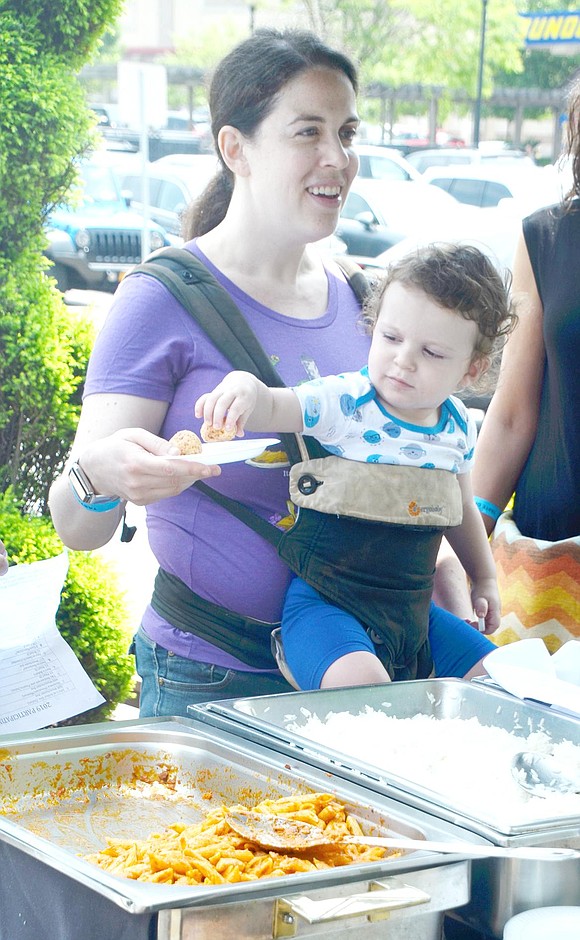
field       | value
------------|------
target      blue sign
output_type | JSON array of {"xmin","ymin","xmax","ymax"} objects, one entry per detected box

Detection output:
[{"xmin": 520, "ymin": 11, "xmax": 580, "ymax": 46}]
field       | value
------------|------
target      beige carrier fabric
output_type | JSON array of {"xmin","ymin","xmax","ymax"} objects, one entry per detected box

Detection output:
[
  {"xmin": 490, "ymin": 510, "xmax": 580, "ymax": 652},
  {"xmin": 289, "ymin": 456, "xmax": 463, "ymax": 527}
]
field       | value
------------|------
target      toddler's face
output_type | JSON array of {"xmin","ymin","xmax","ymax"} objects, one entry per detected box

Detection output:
[{"xmin": 367, "ymin": 281, "xmax": 481, "ymax": 424}]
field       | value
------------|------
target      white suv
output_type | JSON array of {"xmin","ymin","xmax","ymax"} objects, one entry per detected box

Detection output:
[
  {"xmin": 423, "ymin": 163, "xmax": 562, "ymax": 210},
  {"xmin": 355, "ymin": 144, "xmax": 423, "ymax": 182}
]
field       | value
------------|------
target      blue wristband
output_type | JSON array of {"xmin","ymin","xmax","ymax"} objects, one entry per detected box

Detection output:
[
  {"xmin": 474, "ymin": 496, "xmax": 502, "ymax": 522},
  {"xmin": 71, "ymin": 489, "xmax": 122, "ymax": 513},
  {"xmin": 69, "ymin": 461, "xmax": 122, "ymax": 512}
]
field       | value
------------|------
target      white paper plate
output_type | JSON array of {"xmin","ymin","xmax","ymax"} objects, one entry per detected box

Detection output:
[{"xmin": 167, "ymin": 438, "xmax": 280, "ymax": 465}]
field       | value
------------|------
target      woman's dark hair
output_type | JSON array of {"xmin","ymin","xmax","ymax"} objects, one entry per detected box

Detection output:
[
  {"xmin": 182, "ymin": 29, "xmax": 358, "ymax": 238},
  {"xmin": 564, "ymin": 77, "xmax": 580, "ymax": 203}
]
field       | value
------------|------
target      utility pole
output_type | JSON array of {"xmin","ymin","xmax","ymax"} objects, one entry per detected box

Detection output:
[{"xmin": 473, "ymin": 0, "xmax": 489, "ymax": 147}]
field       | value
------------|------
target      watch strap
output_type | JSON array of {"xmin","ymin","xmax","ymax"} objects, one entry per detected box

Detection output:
[
  {"xmin": 69, "ymin": 461, "xmax": 122, "ymax": 513},
  {"xmin": 71, "ymin": 489, "xmax": 122, "ymax": 513}
]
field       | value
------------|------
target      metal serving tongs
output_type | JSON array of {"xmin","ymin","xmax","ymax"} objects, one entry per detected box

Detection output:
[{"xmin": 227, "ymin": 809, "xmax": 578, "ymax": 861}]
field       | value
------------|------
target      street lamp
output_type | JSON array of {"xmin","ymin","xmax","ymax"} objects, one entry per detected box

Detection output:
[{"xmin": 473, "ymin": 0, "xmax": 489, "ymax": 147}]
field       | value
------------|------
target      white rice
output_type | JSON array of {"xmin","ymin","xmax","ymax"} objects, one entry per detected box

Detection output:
[{"xmin": 285, "ymin": 707, "xmax": 580, "ymax": 828}]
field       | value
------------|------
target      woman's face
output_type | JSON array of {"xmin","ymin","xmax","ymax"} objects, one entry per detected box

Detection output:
[{"xmin": 240, "ymin": 67, "xmax": 360, "ymax": 245}]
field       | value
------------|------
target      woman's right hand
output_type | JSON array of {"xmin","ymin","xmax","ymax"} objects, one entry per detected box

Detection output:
[
  {"xmin": 77, "ymin": 427, "xmax": 221, "ymax": 506},
  {"xmin": 49, "ymin": 392, "xmax": 222, "ymax": 551}
]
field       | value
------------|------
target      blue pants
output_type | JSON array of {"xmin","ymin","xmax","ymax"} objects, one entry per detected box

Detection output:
[{"xmin": 281, "ymin": 578, "xmax": 494, "ymax": 690}]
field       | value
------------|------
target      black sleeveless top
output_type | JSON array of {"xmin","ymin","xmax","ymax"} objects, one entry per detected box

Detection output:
[{"xmin": 513, "ymin": 201, "xmax": 580, "ymax": 540}]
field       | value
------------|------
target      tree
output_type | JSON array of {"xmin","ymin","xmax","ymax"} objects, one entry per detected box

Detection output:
[
  {"xmin": 0, "ymin": 1, "xmax": 134, "ymax": 723},
  {"xmin": 496, "ymin": 0, "xmax": 580, "ymax": 100},
  {"xmin": 292, "ymin": 0, "xmax": 524, "ymax": 93},
  {"xmin": 300, "ymin": 0, "xmax": 409, "ymax": 75},
  {"xmin": 164, "ymin": 20, "xmax": 247, "ymax": 110},
  {"xmin": 0, "ymin": 0, "xmax": 124, "ymax": 510}
]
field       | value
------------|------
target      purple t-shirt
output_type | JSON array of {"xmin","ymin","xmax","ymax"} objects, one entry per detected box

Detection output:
[{"xmin": 84, "ymin": 243, "xmax": 370, "ymax": 669}]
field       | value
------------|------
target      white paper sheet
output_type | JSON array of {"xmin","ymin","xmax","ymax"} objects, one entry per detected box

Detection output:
[
  {"xmin": 483, "ymin": 638, "xmax": 580, "ymax": 717},
  {"xmin": 0, "ymin": 552, "xmax": 105, "ymax": 733}
]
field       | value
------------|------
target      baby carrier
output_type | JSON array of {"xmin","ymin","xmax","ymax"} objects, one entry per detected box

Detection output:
[{"xmin": 126, "ymin": 248, "xmax": 463, "ymax": 683}]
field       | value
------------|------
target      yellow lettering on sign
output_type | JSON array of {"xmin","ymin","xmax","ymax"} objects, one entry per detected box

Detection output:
[
  {"xmin": 544, "ymin": 15, "xmax": 563, "ymax": 40},
  {"xmin": 562, "ymin": 15, "xmax": 579, "ymax": 40},
  {"xmin": 528, "ymin": 18, "xmax": 544, "ymax": 41},
  {"xmin": 523, "ymin": 12, "xmax": 580, "ymax": 44}
]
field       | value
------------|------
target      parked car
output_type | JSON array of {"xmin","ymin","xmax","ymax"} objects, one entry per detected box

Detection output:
[
  {"xmin": 355, "ymin": 144, "xmax": 423, "ymax": 182},
  {"xmin": 423, "ymin": 163, "xmax": 561, "ymax": 211},
  {"xmin": 44, "ymin": 157, "xmax": 171, "ymax": 292},
  {"xmin": 335, "ymin": 176, "xmax": 471, "ymax": 258},
  {"xmin": 375, "ymin": 130, "xmax": 465, "ymax": 156},
  {"xmin": 88, "ymin": 102, "xmax": 124, "ymax": 128},
  {"xmin": 406, "ymin": 147, "xmax": 536, "ymax": 175},
  {"xmin": 116, "ymin": 154, "xmax": 219, "ymax": 237}
]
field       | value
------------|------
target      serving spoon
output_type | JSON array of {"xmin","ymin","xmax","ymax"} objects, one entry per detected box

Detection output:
[
  {"xmin": 227, "ymin": 809, "xmax": 577, "ymax": 861},
  {"xmin": 511, "ymin": 751, "xmax": 580, "ymax": 796}
]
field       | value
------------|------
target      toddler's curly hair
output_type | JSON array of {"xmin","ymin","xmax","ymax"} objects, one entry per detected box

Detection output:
[{"xmin": 363, "ymin": 244, "xmax": 518, "ymax": 368}]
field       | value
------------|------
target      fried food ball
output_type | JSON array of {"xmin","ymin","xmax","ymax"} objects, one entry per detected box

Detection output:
[
  {"xmin": 168, "ymin": 429, "xmax": 203, "ymax": 455},
  {"xmin": 200, "ymin": 421, "xmax": 236, "ymax": 443}
]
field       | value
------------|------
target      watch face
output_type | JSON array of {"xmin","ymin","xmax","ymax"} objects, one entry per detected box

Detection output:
[{"xmin": 69, "ymin": 463, "xmax": 92, "ymax": 503}]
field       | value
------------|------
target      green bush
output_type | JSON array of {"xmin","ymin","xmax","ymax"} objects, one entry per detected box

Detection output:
[
  {"xmin": 0, "ymin": 15, "xmax": 95, "ymax": 259},
  {"xmin": 0, "ymin": 2, "xmax": 122, "ymax": 511},
  {"xmin": 4, "ymin": 1, "xmax": 124, "ymax": 69},
  {"xmin": 0, "ymin": 1, "xmax": 134, "ymax": 724},
  {"xmin": 0, "ymin": 492, "xmax": 136, "ymax": 724},
  {"xmin": 0, "ymin": 257, "xmax": 95, "ymax": 512}
]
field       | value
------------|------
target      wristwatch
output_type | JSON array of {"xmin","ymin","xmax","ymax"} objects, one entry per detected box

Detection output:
[{"xmin": 68, "ymin": 461, "xmax": 122, "ymax": 513}]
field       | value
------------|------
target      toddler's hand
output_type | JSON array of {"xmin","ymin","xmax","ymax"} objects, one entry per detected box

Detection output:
[
  {"xmin": 195, "ymin": 371, "xmax": 260, "ymax": 437},
  {"xmin": 471, "ymin": 577, "xmax": 500, "ymax": 634}
]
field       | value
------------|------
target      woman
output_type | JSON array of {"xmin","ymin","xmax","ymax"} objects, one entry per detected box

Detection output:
[
  {"xmin": 471, "ymin": 78, "xmax": 580, "ymax": 647},
  {"xmin": 49, "ymin": 29, "xmax": 493, "ymax": 717}
]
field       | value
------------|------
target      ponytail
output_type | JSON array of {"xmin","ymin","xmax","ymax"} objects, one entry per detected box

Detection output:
[{"xmin": 182, "ymin": 166, "xmax": 233, "ymax": 238}]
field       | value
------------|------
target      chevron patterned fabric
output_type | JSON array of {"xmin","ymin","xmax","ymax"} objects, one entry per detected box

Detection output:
[{"xmin": 490, "ymin": 511, "xmax": 580, "ymax": 652}]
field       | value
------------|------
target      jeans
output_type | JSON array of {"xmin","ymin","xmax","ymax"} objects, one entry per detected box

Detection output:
[{"xmin": 131, "ymin": 625, "xmax": 294, "ymax": 718}]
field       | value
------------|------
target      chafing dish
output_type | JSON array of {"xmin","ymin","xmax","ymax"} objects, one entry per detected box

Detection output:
[
  {"xmin": 0, "ymin": 715, "xmax": 472, "ymax": 940},
  {"xmin": 191, "ymin": 678, "xmax": 580, "ymax": 937}
]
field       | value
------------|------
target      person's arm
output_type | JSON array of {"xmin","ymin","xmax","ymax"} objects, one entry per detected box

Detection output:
[
  {"xmin": 49, "ymin": 392, "xmax": 220, "ymax": 552},
  {"xmin": 445, "ymin": 472, "xmax": 500, "ymax": 633},
  {"xmin": 195, "ymin": 371, "xmax": 303, "ymax": 435},
  {"xmin": 472, "ymin": 229, "xmax": 545, "ymax": 535},
  {"xmin": 0, "ymin": 539, "xmax": 8, "ymax": 576},
  {"xmin": 432, "ymin": 538, "xmax": 474, "ymax": 621}
]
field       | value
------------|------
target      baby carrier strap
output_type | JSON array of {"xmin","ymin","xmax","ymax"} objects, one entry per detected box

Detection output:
[
  {"xmin": 151, "ymin": 568, "xmax": 279, "ymax": 669},
  {"xmin": 135, "ymin": 247, "xmax": 286, "ymax": 383}
]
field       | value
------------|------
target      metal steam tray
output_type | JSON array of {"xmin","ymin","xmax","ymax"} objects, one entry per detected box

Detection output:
[
  {"xmin": 190, "ymin": 678, "xmax": 580, "ymax": 843},
  {"xmin": 0, "ymin": 714, "xmax": 475, "ymax": 916}
]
